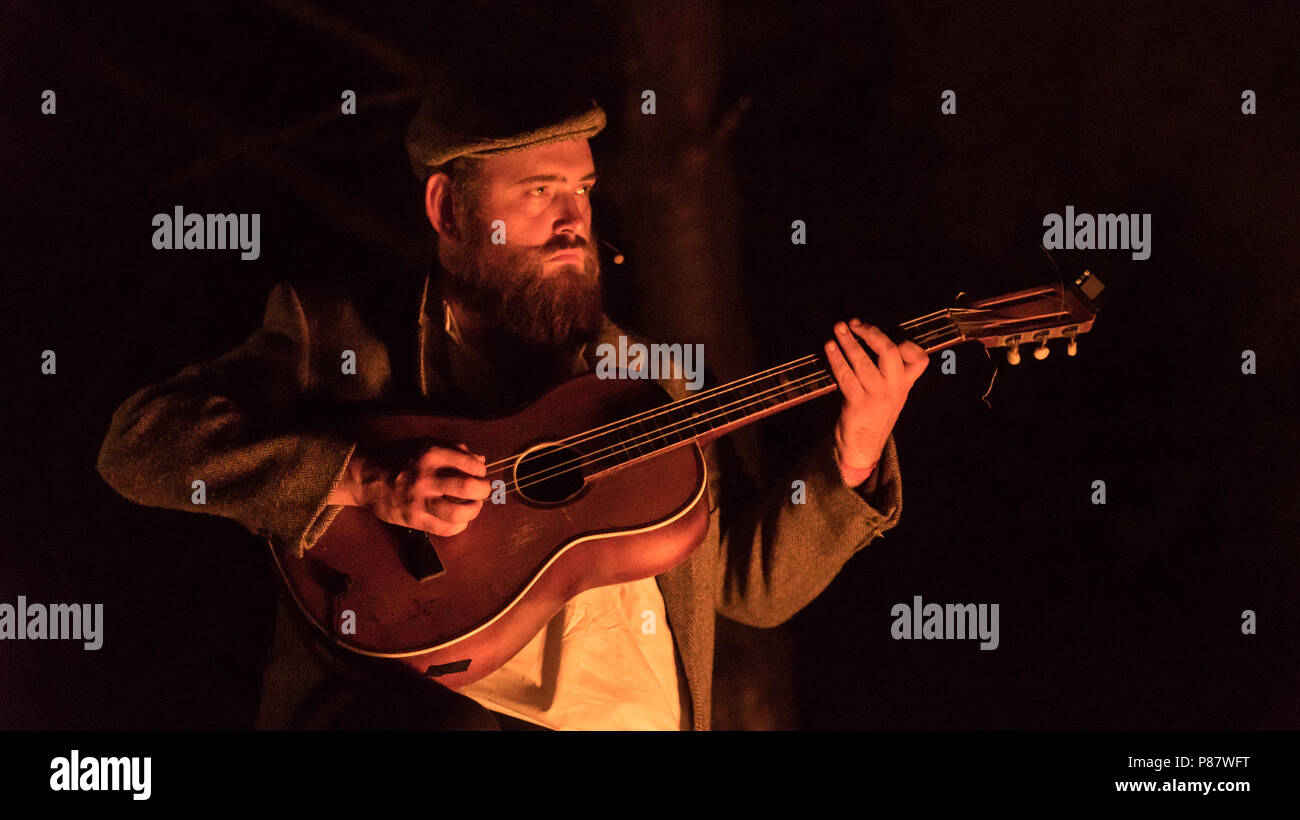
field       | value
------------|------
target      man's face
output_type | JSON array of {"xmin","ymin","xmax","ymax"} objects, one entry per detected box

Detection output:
[{"xmin": 438, "ymin": 138, "xmax": 603, "ymax": 350}]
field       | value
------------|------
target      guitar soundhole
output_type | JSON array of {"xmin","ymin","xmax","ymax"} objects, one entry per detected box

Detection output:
[{"xmin": 514, "ymin": 444, "xmax": 586, "ymax": 505}]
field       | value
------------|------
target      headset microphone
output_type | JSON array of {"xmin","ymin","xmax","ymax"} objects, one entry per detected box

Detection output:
[{"xmin": 599, "ymin": 239, "xmax": 625, "ymax": 265}]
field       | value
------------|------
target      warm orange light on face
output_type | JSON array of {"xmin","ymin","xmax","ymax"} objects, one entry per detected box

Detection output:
[{"xmin": 473, "ymin": 139, "xmax": 597, "ymax": 254}]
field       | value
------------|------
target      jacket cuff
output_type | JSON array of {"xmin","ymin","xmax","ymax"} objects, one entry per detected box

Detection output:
[
  {"xmin": 806, "ymin": 432, "xmax": 903, "ymax": 542},
  {"xmin": 270, "ymin": 438, "xmax": 356, "ymax": 559}
]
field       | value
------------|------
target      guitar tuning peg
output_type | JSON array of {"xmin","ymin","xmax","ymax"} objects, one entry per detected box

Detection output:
[
  {"xmin": 1067, "ymin": 336, "xmax": 1078, "ymax": 357},
  {"xmin": 1033, "ymin": 340, "xmax": 1050, "ymax": 360},
  {"xmin": 1006, "ymin": 342, "xmax": 1021, "ymax": 365}
]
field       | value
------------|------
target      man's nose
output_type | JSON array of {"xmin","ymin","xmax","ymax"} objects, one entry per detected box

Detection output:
[{"xmin": 552, "ymin": 192, "xmax": 587, "ymax": 235}]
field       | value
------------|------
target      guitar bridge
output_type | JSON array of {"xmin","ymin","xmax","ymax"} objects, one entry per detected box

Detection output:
[{"xmin": 396, "ymin": 526, "xmax": 445, "ymax": 581}]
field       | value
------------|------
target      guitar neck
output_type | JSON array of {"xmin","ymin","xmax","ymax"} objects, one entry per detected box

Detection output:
[
  {"xmin": 547, "ymin": 272, "xmax": 1101, "ymax": 481},
  {"xmin": 582, "ymin": 310, "xmax": 964, "ymax": 477}
]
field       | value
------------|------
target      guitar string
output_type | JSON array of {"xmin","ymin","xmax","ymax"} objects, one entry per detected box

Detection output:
[
  {"xmin": 471, "ymin": 304, "xmax": 1050, "ymax": 493},
  {"xmin": 478, "ymin": 353, "xmax": 819, "ymax": 472},
  {"xmin": 496, "ymin": 364, "xmax": 836, "ymax": 494},
  {"xmin": 486, "ymin": 324, "xmax": 964, "ymax": 496},
  {"xmin": 482, "ymin": 321, "xmax": 962, "ymax": 485},
  {"xmin": 577, "ymin": 371, "xmax": 846, "ymax": 484},
  {"xmin": 494, "ymin": 327, "xmax": 964, "ymax": 498},
  {"xmin": 477, "ymin": 313, "xmax": 958, "ymax": 474},
  {"xmin": 503, "ymin": 338, "xmax": 964, "ymax": 498},
  {"xmin": 501, "ymin": 366, "xmax": 843, "ymax": 498},
  {"xmin": 476, "ymin": 312, "xmax": 956, "ymax": 472}
]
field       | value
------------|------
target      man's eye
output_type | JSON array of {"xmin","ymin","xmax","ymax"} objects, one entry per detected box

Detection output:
[
  {"xmin": 577, "ymin": 183, "xmax": 594, "ymax": 195},
  {"xmin": 530, "ymin": 186, "xmax": 548, "ymax": 197}
]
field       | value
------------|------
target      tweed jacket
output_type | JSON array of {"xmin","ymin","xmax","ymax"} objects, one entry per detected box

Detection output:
[{"xmin": 96, "ymin": 271, "xmax": 904, "ymax": 730}]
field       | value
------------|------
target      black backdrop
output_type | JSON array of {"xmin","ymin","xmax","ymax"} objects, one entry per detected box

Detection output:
[{"xmin": 2, "ymin": 0, "xmax": 1297, "ymax": 730}]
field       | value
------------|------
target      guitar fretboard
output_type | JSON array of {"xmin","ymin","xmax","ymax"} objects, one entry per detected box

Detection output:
[{"xmin": 571, "ymin": 310, "xmax": 965, "ymax": 479}]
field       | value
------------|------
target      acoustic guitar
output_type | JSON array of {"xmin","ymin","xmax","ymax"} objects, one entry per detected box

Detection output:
[{"xmin": 272, "ymin": 271, "xmax": 1105, "ymax": 688}]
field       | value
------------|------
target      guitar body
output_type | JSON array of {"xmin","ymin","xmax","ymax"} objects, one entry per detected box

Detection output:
[{"xmin": 273, "ymin": 373, "xmax": 710, "ymax": 690}]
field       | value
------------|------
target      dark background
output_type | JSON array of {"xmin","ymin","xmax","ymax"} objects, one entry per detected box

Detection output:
[{"xmin": 2, "ymin": 0, "xmax": 1297, "ymax": 730}]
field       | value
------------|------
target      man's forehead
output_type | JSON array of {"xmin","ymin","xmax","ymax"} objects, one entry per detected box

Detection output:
[{"xmin": 479, "ymin": 138, "xmax": 596, "ymax": 184}]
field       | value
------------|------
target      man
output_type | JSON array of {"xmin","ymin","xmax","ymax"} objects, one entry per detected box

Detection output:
[{"xmin": 96, "ymin": 82, "xmax": 929, "ymax": 730}]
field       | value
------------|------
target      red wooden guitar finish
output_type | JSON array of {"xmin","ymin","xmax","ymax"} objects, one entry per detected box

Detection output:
[{"xmin": 273, "ymin": 271, "xmax": 1104, "ymax": 689}]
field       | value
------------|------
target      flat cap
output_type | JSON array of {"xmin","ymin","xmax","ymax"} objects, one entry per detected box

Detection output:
[{"xmin": 406, "ymin": 76, "xmax": 605, "ymax": 181}]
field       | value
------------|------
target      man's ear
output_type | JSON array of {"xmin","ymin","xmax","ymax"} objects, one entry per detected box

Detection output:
[{"xmin": 424, "ymin": 172, "xmax": 462, "ymax": 242}]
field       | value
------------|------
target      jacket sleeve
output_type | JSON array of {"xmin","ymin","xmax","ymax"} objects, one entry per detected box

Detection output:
[
  {"xmin": 709, "ymin": 428, "xmax": 903, "ymax": 628},
  {"xmin": 95, "ymin": 282, "xmax": 357, "ymax": 558}
]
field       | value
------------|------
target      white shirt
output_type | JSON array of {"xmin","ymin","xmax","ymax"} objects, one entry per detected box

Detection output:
[{"xmin": 457, "ymin": 578, "xmax": 686, "ymax": 730}]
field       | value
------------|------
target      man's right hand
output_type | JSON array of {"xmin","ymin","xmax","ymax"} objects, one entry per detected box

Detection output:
[{"xmin": 329, "ymin": 442, "xmax": 491, "ymax": 536}]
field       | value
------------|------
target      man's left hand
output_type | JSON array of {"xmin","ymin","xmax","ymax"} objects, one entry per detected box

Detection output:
[{"xmin": 824, "ymin": 319, "xmax": 929, "ymax": 487}]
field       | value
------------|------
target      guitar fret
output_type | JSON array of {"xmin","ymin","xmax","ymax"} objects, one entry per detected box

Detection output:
[
  {"xmin": 758, "ymin": 381, "xmax": 778, "ymax": 412},
  {"xmin": 631, "ymin": 418, "xmax": 653, "ymax": 458},
  {"xmin": 670, "ymin": 405, "xmax": 691, "ymax": 442},
  {"xmin": 649, "ymin": 413, "xmax": 675, "ymax": 453},
  {"xmin": 684, "ymin": 403, "xmax": 707, "ymax": 438}
]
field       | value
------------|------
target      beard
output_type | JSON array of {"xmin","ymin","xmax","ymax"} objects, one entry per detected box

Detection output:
[{"xmin": 440, "ymin": 217, "xmax": 604, "ymax": 351}]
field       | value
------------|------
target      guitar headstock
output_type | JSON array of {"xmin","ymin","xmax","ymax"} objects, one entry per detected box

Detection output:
[{"xmin": 908, "ymin": 270, "xmax": 1104, "ymax": 364}]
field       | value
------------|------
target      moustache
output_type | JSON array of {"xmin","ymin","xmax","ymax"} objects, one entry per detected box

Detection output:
[{"xmin": 541, "ymin": 234, "xmax": 590, "ymax": 252}]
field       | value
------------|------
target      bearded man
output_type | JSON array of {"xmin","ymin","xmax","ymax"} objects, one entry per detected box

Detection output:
[{"xmin": 96, "ymin": 81, "xmax": 928, "ymax": 731}]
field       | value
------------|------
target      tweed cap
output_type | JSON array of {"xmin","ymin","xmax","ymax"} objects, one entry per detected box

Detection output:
[{"xmin": 406, "ymin": 75, "xmax": 605, "ymax": 181}]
